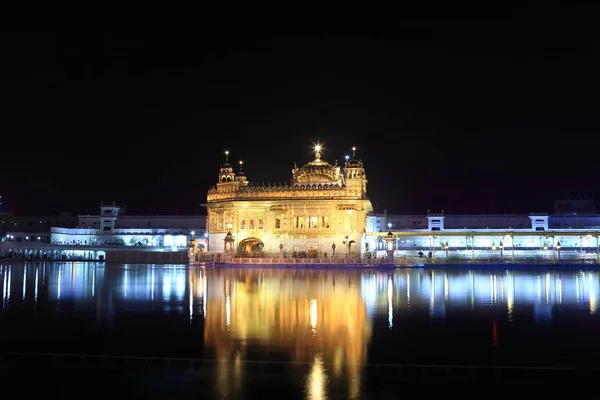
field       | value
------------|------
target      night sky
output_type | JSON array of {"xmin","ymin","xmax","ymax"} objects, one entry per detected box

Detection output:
[{"xmin": 2, "ymin": 4, "xmax": 599, "ymax": 216}]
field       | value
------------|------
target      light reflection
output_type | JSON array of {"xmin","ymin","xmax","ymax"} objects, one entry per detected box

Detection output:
[
  {"xmin": 306, "ymin": 353, "xmax": 327, "ymax": 400},
  {"xmin": 310, "ymin": 299, "xmax": 318, "ymax": 335},
  {"xmin": 204, "ymin": 268, "xmax": 372, "ymax": 399},
  {"xmin": 189, "ymin": 275, "xmax": 193, "ymax": 323},
  {"xmin": 365, "ymin": 269, "xmax": 600, "ymax": 323},
  {"xmin": 203, "ymin": 270, "xmax": 207, "ymax": 318},
  {"xmin": 406, "ymin": 272, "xmax": 410, "ymax": 305},
  {"xmin": 22, "ymin": 267, "xmax": 26, "ymax": 300},
  {"xmin": 0, "ymin": 263, "xmax": 210, "ymax": 317},
  {"xmin": 57, "ymin": 265, "xmax": 61, "ymax": 300},
  {"xmin": 2, "ymin": 264, "xmax": 600, "ymax": 324},
  {"xmin": 225, "ymin": 293, "xmax": 231, "ymax": 330},
  {"xmin": 34, "ymin": 266, "xmax": 39, "ymax": 301},
  {"xmin": 3, "ymin": 264, "xmax": 600, "ymax": 382},
  {"xmin": 2, "ymin": 266, "xmax": 10, "ymax": 307},
  {"xmin": 387, "ymin": 277, "xmax": 393, "ymax": 329}
]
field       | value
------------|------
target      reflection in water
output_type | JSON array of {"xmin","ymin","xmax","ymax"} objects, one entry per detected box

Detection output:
[
  {"xmin": 1, "ymin": 263, "xmax": 599, "ymax": 322},
  {"xmin": 203, "ymin": 268, "xmax": 371, "ymax": 399},
  {"xmin": 0, "ymin": 263, "xmax": 207, "ymax": 322},
  {"xmin": 3, "ymin": 264, "xmax": 600, "ymax": 396}
]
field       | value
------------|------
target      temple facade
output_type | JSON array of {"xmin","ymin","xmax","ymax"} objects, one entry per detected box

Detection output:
[{"xmin": 204, "ymin": 145, "xmax": 373, "ymax": 258}]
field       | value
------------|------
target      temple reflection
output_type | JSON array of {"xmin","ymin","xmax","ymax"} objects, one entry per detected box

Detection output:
[
  {"xmin": 2, "ymin": 263, "xmax": 600, "ymax": 324},
  {"xmin": 203, "ymin": 268, "xmax": 372, "ymax": 399}
]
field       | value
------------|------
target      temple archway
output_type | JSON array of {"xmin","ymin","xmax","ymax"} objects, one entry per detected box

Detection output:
[{"xmin": 238, "ymin": 238, "xmax": 265, "ymax": 257}]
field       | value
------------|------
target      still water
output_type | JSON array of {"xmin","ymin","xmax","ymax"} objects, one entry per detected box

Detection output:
[{"xmin": 1, "ymin": 262, "xmax": 600, "ymax": 396}]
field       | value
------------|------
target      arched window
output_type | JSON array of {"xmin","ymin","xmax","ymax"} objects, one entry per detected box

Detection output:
[{"xmin": 275, "ymin": 218, "xmax": 281, "ymax": 229}]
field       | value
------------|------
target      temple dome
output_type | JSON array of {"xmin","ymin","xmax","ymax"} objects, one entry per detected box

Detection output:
[{"xmin": 292, "ymin": 147, "xmax": 343, "ymax": 185}]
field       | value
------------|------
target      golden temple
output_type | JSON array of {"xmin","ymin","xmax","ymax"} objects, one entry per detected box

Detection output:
[{"xmin": 204, "ymin": 145, "xmax": 373, "ymax": 257}]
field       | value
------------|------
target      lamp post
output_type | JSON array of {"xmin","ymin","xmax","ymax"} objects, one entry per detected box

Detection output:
[
  {"xmin": 510, "ymin": 234, "xmax": 515, "ymax": 263},
  {"xmin": 385, "ymin": 231, "xmax": 395, "ymax": 264},
  {"xmin": 499, "ymin": 241, "xmax": 504, "ymax": 261},
  {"xmin": 556, "ymin": 241, "xmax": 561, "ymax": 262},
  {"xmin": 279, "ymin": 243, "xmax": 284, "ymax": 259},
  {"xmin": 441, "ymin": 241, "xmax": 449, "ymax": 260},
  {"xmin": 331, "ymin": 243, "xmax": 336, "ymax": 259},
  {"xmin": 343, "ymin": 236, "xmax": 348, "ymax": 259},
  {"xmin": 429, "ymin": 235, "xmax": 437, "ymax": 261}
]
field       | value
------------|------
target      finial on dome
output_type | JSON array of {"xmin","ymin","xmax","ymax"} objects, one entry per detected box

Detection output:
[
  {"xmin": 224, "ymin": 149, "xmax": 229, "ymax": 163},
  {"xmin": 314, "ymin": 144, "xmax": 322, "ymax": 160},
  {"xmin": 352, "ymin": 146, "xmax": 356, "ymax": 158},
  {"xmin": 239, "ymin": 160, "xmax": 243, "ymax": 172}
]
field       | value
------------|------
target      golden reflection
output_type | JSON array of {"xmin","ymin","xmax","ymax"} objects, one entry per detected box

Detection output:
[
  {"xmin": 310, "ymin": 298, "xmax": 318, "ymax": 335},
  {"xmin": 306, "ymin": 353, "xmax": 327, "ymax": 400},
  {"xmin": 204, "ymin": 268, "xmax": 372, "ymax": 398}
]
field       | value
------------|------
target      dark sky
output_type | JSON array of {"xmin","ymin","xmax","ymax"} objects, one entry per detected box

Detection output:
[{"xmin": 1, "ymin": 3, "xmax": 599, "ymax": 216}]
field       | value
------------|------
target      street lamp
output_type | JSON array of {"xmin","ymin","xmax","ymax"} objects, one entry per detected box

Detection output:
[
  {"xmin": 384, "ymin": 231, "xmax": 395, "ymax": 263},
  {"xmin": 343, "ymin": 235, "xmax": 349, "ymax": 258},
  {"xmin": 556, "ymin": 241, "xmax": 561, "ymax": 261},
  {"xmin": 441, "ymin": 241, "xmax": 449, "ymax": 259},
  {"xmin": 499, "ymin": 241, "xmax": 504, "ymax": 260},
  {"xmin": 331, "ymin": 243, "xmax": 336, "ymax": 259}
]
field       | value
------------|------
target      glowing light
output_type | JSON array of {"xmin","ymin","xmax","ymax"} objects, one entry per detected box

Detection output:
[
  {"xmin": 191, "ymin": 230, "xmax": 195, "ymax": 236},
  {"xmin": 314, "ymin": 144, "xmax": 321, "ymax": 152},
  {"xmin": 305, "ymin": 353, "xmax": 327, "ymax": 400},
  {"xmin": 310, "ymin": 298, "xmax": 318, "ymax": 335}
]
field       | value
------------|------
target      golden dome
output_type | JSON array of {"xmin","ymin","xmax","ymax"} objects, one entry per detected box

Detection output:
[{"xmin": 292, "ymin": 145, "xmax": 343, "ymax": 185}]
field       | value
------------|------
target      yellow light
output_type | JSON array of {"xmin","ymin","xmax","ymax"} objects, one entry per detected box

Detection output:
[
  {"xmin": 225, "ymin": 150, "xmax": 229, "ymax": 155},
  {"xmin": 239, "ymin": 160, "xmax": 243, "ymax": 165},
  {"xmin": 315, "ymin": 144, "xmax": 321, "ymax": 152},
  {"xmin": 352, "ymin": 146, "xmax": 356, "ymax": 151}
]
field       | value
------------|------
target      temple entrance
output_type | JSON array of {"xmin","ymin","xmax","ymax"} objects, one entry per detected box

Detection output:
[{"xmin": 238, "ymin": 238, "xmax": 265, "ymax": 257}]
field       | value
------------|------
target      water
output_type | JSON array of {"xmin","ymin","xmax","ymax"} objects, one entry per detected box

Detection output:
[{"xmin": 1, "ymin": 262, "xmax": 600, "ymax": 396}]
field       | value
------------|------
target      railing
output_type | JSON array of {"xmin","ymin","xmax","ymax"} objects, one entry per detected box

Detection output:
[
  {"xmin": 51, "ymin": 227, "xmax": 194, "ymax": 235},
  {"xmin": 0, "ymin": 352, "xmax": 595, "ymax": 383}
]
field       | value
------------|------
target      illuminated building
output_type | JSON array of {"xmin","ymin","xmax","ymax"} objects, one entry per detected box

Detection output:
[
  {"xmin": 0, "ymin": 202, "xmax": 206, "ymax": 261},
  {"xmin": 202, "ymin": 143, "xmax": 600, "ymax": 264},
  {"xmin": 366, "ymin": 211, "xmax": 600, "ymax": 263},
  {"xmin": 204, "ymin": 145, "xmax": 372, "ymax": 258}
]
